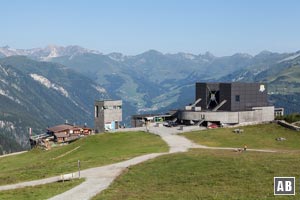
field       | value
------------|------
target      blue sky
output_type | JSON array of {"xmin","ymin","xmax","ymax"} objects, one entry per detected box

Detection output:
[{"xmin": 1, "ymin": 0, "xmax": 300, "ymax": 56}]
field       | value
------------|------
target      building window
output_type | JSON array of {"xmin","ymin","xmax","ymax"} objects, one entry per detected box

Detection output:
[
  {"xmin": 95, "ymin": 106, "xmax": 99, "ymax": 118},
  {"xmin": 235, "ymin": 95, "xmax": 240, "ymax": 102}
]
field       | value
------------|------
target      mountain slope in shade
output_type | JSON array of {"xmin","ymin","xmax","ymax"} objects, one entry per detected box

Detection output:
[{"xmin": 0, "ymin": 56, "xmax": 108, "ymax": 154}]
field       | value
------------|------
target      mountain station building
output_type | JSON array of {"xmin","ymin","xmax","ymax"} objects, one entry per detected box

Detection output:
[{"xmin": 177, "ymin": 82, "xmax": 274, "ymax": 126}]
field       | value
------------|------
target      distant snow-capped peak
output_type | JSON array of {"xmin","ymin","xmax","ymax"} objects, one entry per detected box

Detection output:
[
  {"xmin": 278, "ymin": 52, "xmax": 300, "ymax": 63},
  {"xmin": 0, "ymin": 45, "xmax": 101, "ymax": 60},
  {"xmin": 107, "ymin": 52, "xmax": 126, "ymax": 62},
  {"xmin": 39, "ymin": 45, "xmax": 102, "ymax": 60},
  {"xmin": 177, "ymin": 52, "xmax": 196, "ymax": 60}
]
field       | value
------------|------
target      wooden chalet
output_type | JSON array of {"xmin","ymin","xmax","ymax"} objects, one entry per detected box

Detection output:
[{"xmin": 47, "ymin": 124, "xmax": 92, "ymax": 143}]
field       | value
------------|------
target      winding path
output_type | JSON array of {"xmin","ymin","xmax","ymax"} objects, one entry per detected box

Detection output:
[{"xmin": 0, "ymin": 125, "xmax": 276, "ymax": 199}]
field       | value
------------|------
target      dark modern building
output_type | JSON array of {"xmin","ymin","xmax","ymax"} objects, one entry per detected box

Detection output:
[
  {"xmin": 195, "ymin": 82, "xmax": 269, "ymax": 111},
  {"xmin": 178, "ymin": 82, "xmax": 274, "ymax": 126}
]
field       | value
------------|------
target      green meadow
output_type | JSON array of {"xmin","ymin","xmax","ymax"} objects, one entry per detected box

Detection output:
[
  {"xmin": 97, "ymin": 149, "xmax": 300, "ymax": 200},
  {"xmin": 0, "ymin": 179, "xmax": 84, "ymax": 200},
  {"xmin": 2, "ymin": 124, "xmax": 300, "ymax": 199},
  {"xmin": 0, "ymin": 132, "xmax": 168, "ymax": 185},
  {"xmin": 183, "ymin": 123, "xmax": 300, "ymax": 150}
]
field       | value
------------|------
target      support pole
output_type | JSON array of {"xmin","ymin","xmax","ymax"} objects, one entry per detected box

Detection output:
[{"xmin": 78, "ymin": 160, "xmax": 81, "ymax": 178}]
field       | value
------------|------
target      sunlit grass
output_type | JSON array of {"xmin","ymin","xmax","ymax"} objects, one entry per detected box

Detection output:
[
  {"xmin": 183, "ymin": 123, "xmax": 300, "ymax": 150},
  {"xmin": 96, "ymin": 149, "xmax": 300, "ymax": 200},
  {"xmin": 0, "ymin": 178, "xmax": 84, "ymax": 200},
  {"xmin": 0, "ymin": 132, "xmax": 168, "ymax": 185}
]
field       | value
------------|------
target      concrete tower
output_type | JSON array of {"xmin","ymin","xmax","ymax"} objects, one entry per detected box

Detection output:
[{"xmin": 94, "ymin": 100, "xmax": 122, "ymax": 133}]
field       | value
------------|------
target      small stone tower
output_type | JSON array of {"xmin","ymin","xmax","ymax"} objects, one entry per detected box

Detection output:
[{"xmin": 94, "ymin": 100, "xmax": 122, "ymax": 133}]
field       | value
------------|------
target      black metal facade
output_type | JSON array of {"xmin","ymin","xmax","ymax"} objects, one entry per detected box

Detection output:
[
  {"xmin": 195, "ymin": 83, "xmax": 219, "ymax": 109},
  {"xmin": 195, "ymin": 82, "xmax": 269, "ymax": 111}
]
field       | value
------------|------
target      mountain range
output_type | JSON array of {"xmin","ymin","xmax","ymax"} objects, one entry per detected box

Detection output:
[{"xmin": 0, "ymin": 45, "xmax": 300, "ymax": 154}]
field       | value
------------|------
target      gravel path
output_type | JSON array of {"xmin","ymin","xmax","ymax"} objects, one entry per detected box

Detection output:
[
  {"xmin": 48, "ymin": 126, "xmax": 200, "ymax": 200},
  {"xmin": 49, "ymin": 152, "xmax": 167, "ymax": 200},
  {"xmin": 0, "ymin": 125, "xmax": 276, "ymax": 199},
  {"xmin": 0, "ymin": 151, "xmax": 27, "ymax": 158},
  {"xmin": 0, "ymin": 176, "xmax": 61, "ymax": 191}
]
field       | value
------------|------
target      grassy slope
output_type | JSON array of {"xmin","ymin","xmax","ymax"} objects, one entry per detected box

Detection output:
[
  {"xmin": 0, "ymin": 132, "xmax": 168, "ymax": 185},
  {"xmin": 0, "ymin": 179, "xmax": 84, "ymax": 200},
  {"xmin": 268, "ymin": 64, "xmax": 300, "ymax": 93},
  {"xmin": 97, "ymin": 149, "xmax": 300, "ymax": 200},
  {"xmin": 183, "ymin": 123, "xmax": 300, "ymax": 150}
]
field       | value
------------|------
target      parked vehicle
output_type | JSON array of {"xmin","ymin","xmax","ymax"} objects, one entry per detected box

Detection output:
[
  {"xmin": 208, "ymin": 123, "xmax": 218, "ymax": 129},
  {"xmin": 163, "ymin": 121, "xmax": 178, "ymax": 127}
]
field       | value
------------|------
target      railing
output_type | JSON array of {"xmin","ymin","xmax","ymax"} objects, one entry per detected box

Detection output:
[{"xmin": 212, "ymin": 100, "xmax": 227, "ymax": 111}]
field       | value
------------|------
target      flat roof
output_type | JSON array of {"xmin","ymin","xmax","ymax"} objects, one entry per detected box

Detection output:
[
  {"xmin": 95, "ymin": 99, "xmax": 122, "ymax": 102},
  {"xmin": 132, "ymin": 114, "xmax": 172, "ymax": 118},
  {"xmin": 48, "ymin": 124, "xmax": 91, "ymax": 132},
  {"xmin": 196, "ymin": 82, "xmax": 265, "ymax": 84}
]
